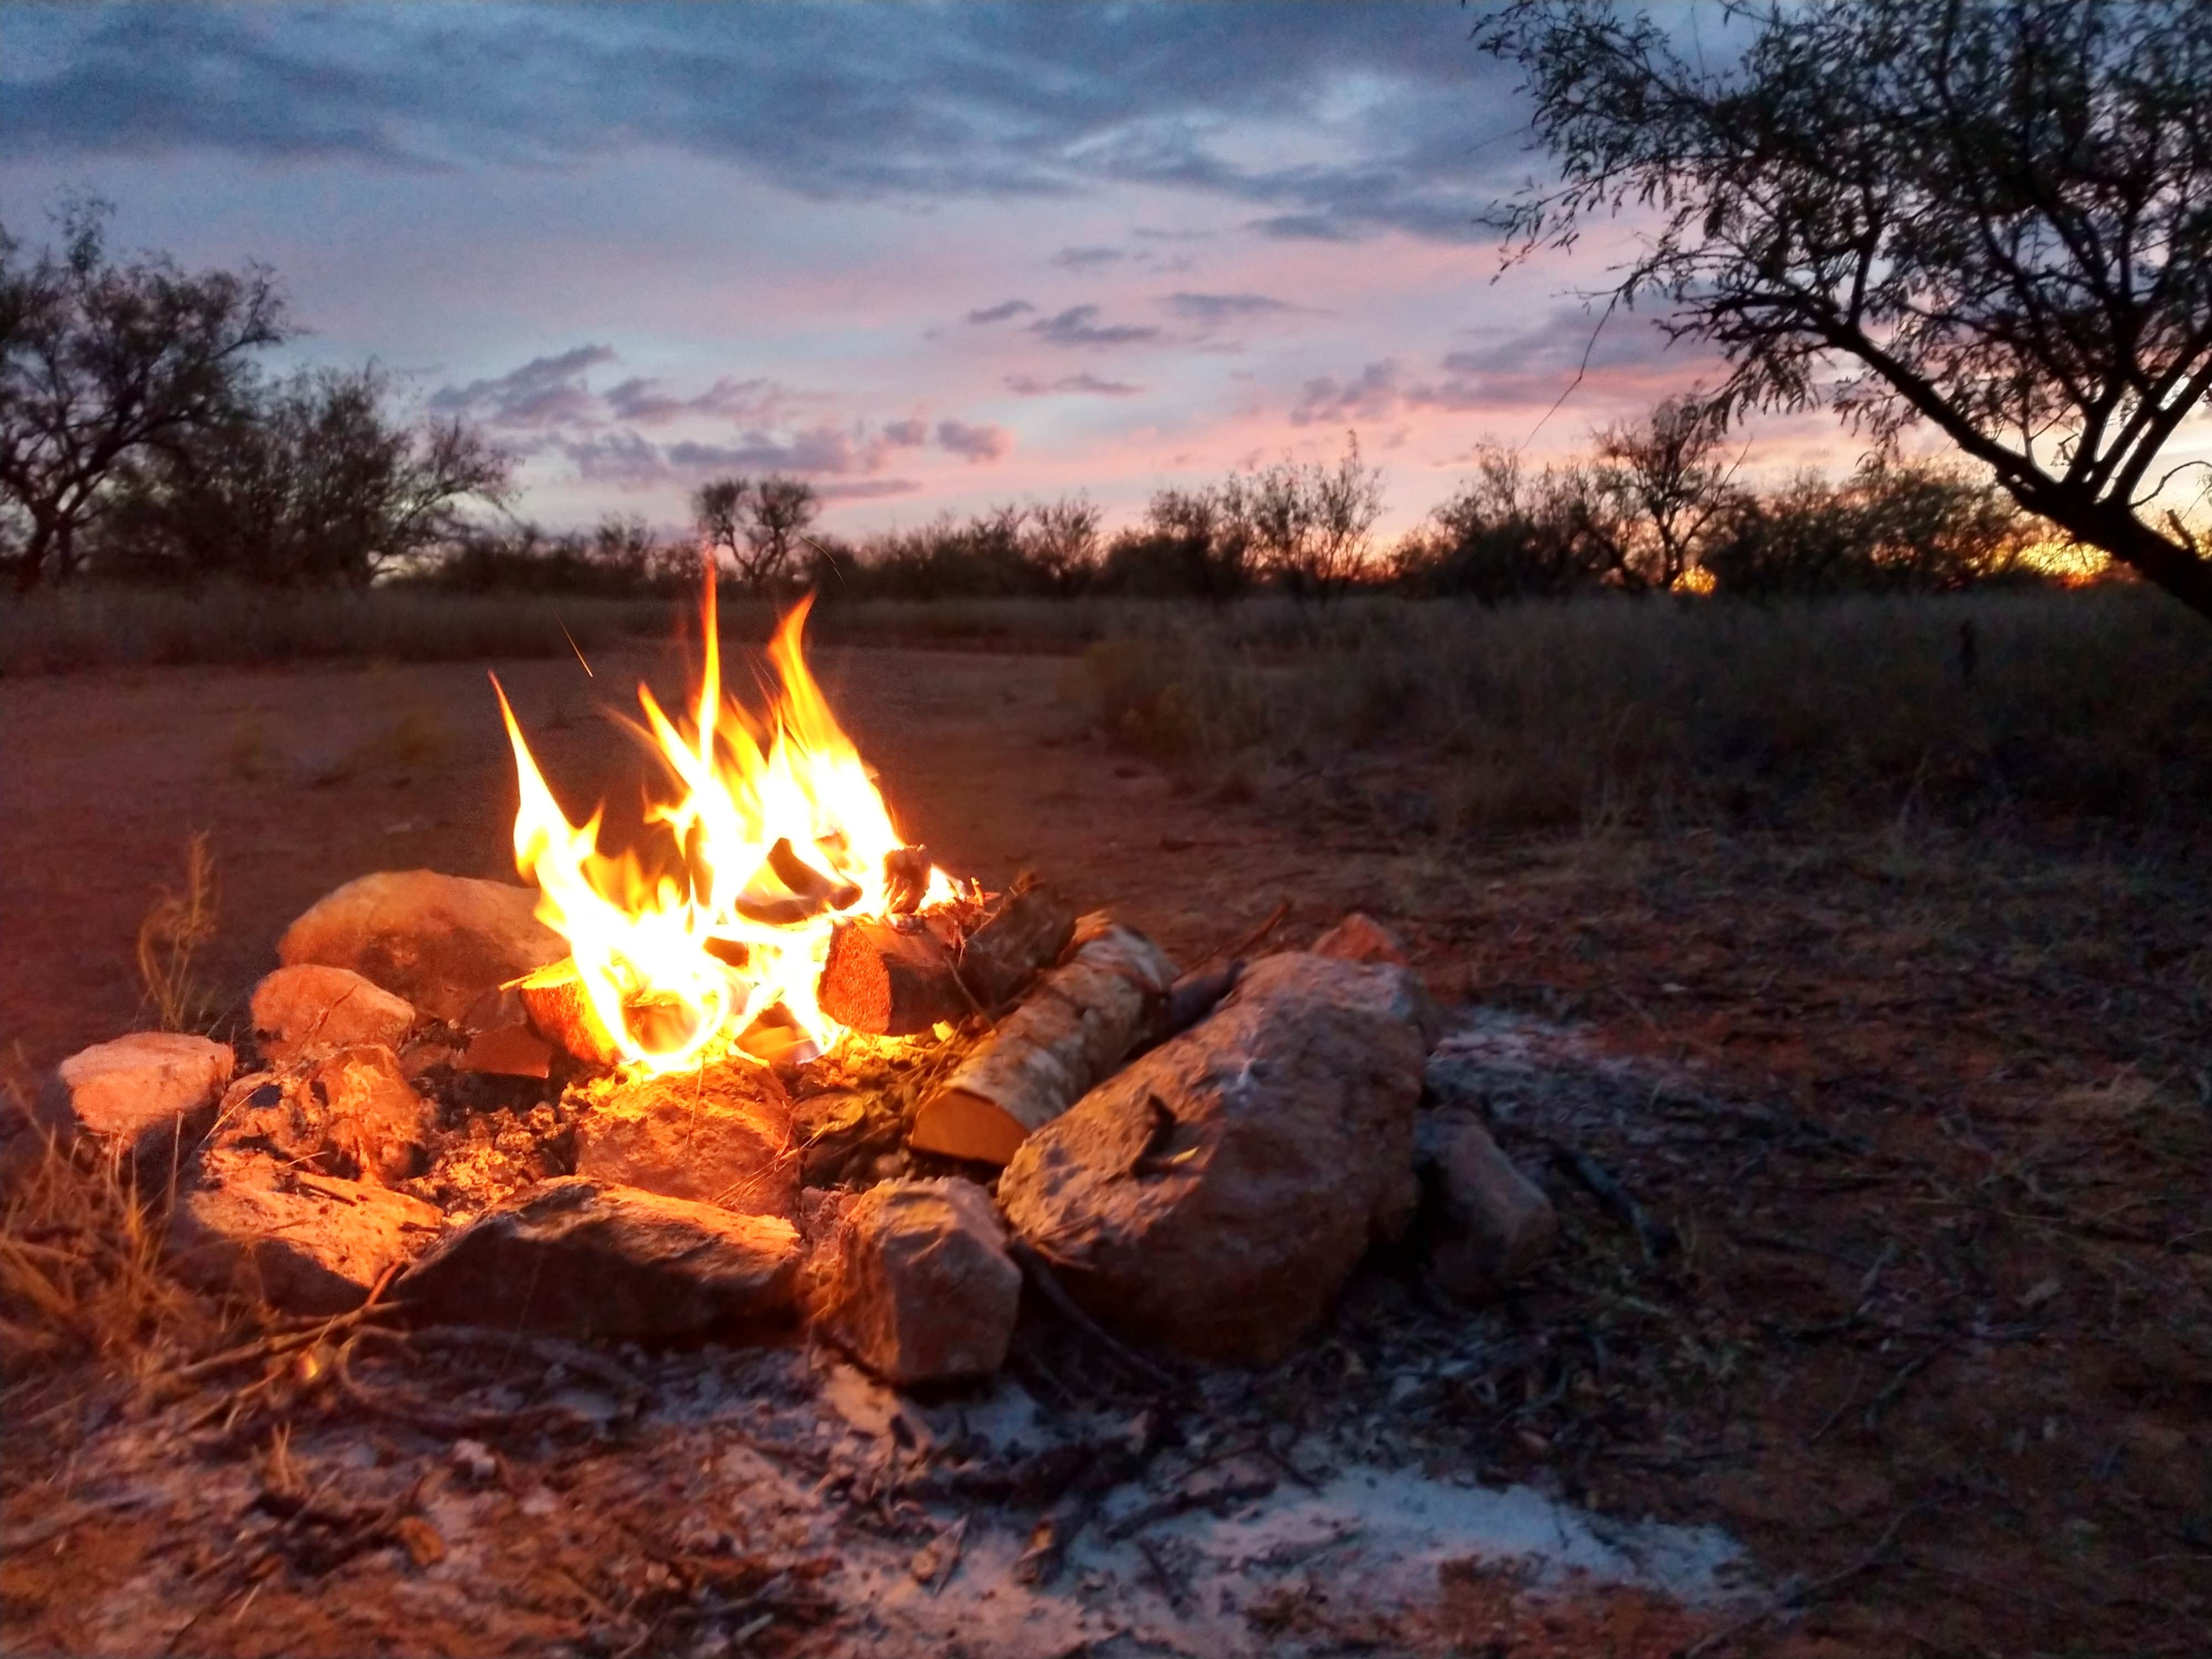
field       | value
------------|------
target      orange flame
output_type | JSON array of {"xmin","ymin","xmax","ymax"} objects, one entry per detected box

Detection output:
[{"xmin": 494, "ymin": 571, "xmax": 952, "ymax": 1073}]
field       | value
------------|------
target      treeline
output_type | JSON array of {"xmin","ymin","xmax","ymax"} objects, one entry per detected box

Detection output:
[{"xmin": 2, "ymin": 206, "xmax": 2062, "ymax": 604}]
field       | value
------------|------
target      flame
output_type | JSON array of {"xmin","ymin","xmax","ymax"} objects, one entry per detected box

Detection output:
[{"xmin": 494, "ymin": 570, "xmax": 952, "ymax": 1073}]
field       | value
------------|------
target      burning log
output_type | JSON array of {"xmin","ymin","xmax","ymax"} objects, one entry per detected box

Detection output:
[
  {"xmin": 907, "ymin": 916, "xmax": 1177, "ymax": 1166},
  {"xmin": 883, "ymin": 845, "xmax": 932, "ymax": 915},
  {"xmin": 957, "ymin": 878, "xmax": 1078, "ymax": 1010},
  {"xmin": 766, "ymin": 836, "xmax": 862, "ymax": 912},
  {"xmin": 515, "ymin": 957, "xmax": 619, "ymax": 1066},
  {"xmin": 817, "ymin": 917, "xmax": 971, "ymax": 1036}
]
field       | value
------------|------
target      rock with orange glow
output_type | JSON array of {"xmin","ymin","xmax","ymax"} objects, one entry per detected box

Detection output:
[
  {"xmin": 169, "ymin": 1147, "xmax": 444, "ymax": 1314},
  {"xmin": 249, "ymin": 964, "xmax": 418, "ymax": 1066},
  {"xmin": 36, "ymin": 1031, "xmax": 233, "ymax": 1175},
  {"xmin": 998, "ymin": 952, "xmax": 1427, "ymax": 1365},
  {"xmin": 276, "ymin": 869, "xmax": 564, "ymax": 1025},
  {"xmin": 572, "ymin": 1067, "xmax": 799, "ymax": 1219},
  {"xmin": 817, "ymin": 1178, "xmax": 1021, "ymax": 1386},
  {"xmin": 213, "ymin": 1046, "xmax": 434, "ymax": 1188},
  {"xmin": 395, "ymin": 1178, "xmax": 801, "ymax": 1341}
]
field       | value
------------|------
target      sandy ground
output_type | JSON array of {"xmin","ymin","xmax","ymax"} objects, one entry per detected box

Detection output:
[{"xmin": 4, "ymin": 639, "xmax": 2210, "ymax": 1656}]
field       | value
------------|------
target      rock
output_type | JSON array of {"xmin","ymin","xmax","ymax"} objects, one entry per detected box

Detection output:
[
  {"xmin": 276, "ymin": 869, "xmax": 564, "ymax": 1024},
  {"xmin": 1419, "ymin": 1118, "xmax": 1557, "ymax": 1302},
  {"xmin": 168, "ymin": 1147, "xmax": 444, "ymax": 1314},
  {"xmin": 817, "ymin": 1178, "xmax": 1021, "ymax": 1386},
  {"xmin": 249, "ymin": 964, "xmax": 417, "ymax": 1066},
  {"xmin": 213, "ymin": 1045, "xmax": 433, "ymax": 1187},
  {"xmin": 395, "ymin": 1179, "xmax": 801, "ymax": 1341},
  {"xmin": 1312, "ymin": 911, "xmax": 1410, "ymax": 967},
  {"xmin": 572, "ymin": 1066, "xmax": 798, "ymax": 1219},
  {"xmin": 999, "ymin": 951, "xmax": 1426, "ymax": 1365},
  {"xmin": 36, "ymin": 1032, "xmax": 233, "ymax": 1176}
]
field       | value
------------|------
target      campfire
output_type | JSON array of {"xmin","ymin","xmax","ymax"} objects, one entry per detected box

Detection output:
[
  {"xmin": 492, "ymin": 576, "xmax": 967, "ymax": 1075},
  {"xmin": 34, "ymin": 582, "xmax": 1558, "ymax": 1399}
]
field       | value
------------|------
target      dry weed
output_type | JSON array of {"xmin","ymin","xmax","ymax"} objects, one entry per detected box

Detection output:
[
  {"xmin": 0, "ymin": 1078, "xmax": 211, "ymax": 1380},
  {"xmin": 135, "ymin": 831, "xmax": 219, "ymax": 1032}
]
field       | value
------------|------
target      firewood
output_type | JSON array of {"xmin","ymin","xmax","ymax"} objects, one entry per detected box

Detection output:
[
  {"xmin": 958, "ymin": 879, "xmax": 1078, "ymax": 1009},
  {"xmin": 515, "ymin": 958, "xmax": 619, "ymax": 1066},
  {"xmin": 817, "ymin": 917, "xmax": 970, "ymax": 1036},
  {"xmin": 766, "ymin": 837, "xmax": 862, "ymax": 912},
  {"xmin": 908, "ymin": 916, "xmax": 1177, "ymax": 1165},
  {"xmin": 884, "ymin": 846, "xmax": 932, "ymax": 915}
]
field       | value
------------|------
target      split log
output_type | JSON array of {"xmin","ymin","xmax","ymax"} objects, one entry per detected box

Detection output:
[
  {"xmin": 908, "ymin": 915, "xmax": 1176, "ymax": 1165},
  {"xmin": 817, "ymin": 917, "xmax": 970, "ymax": 1036},
  {"xmin": 957, "ymin": 879, "xmax": 1078, "ymax": 1009},
  {"xmin": 766, "ymin": 837, "xmax": 862, "ymax": 913},
  {"xmin": 516, "ymin": 957, "xmax": 721, "ymax": 1066},
  {"xmin": 515, "ymin": 957, "xmax": 619, "ymax": 1065}
]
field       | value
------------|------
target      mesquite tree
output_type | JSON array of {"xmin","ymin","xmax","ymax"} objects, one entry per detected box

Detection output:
[
  {"xmin": 1474, "ymin": 0, "xmax": 2212, "ymax": 619},
  {"xmin": 0, "ymin": 201, "xmax": 287, "ymax": 591}
]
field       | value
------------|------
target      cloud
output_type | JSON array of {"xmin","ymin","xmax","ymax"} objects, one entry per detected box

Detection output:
[
  {"xmin": 1004, "ymin": 372, "xmax": 1143, "ymax": 397},
  {"xmin": 935, "ymin": 419, "xmax": 1012, "ymax": 462},
  {"xmin": 430, "ymin": 344, "xmax": 615, "ymax": 427},
  {"xmin": 966, "ymin": 298, "xmax": 1036, "ymax": 325},
  {"xmin": 1029, "ymin": 304, "xmax": 1161, "ymax": 348},
  {"xmin": 1162, "ymin": 290, "xmax": 1299, "ymax": 328},
  {"xmin": 1248, "ymin": 213, "xmax": 1358, "ymax": 242},
  {"xmin": 881, "ymin": 417, "xmax": 930, "ymax": 446},
  {"xmin": 0, "ymin": 6, "xmax": 1526, "ymax": 244},
  {"xmin": 1290, "ymin": 360, "xmax": 1405, "ymax": 426},
  {"xmin": 816, "ymin": 478, "xmax": 925, "ymax": 502},
  {"xmin": 1051, "ymin": 244, "xmax": 1124, "ymax": 269},
  {"xmin": 603, "ymin": 374, "xmax": 788, "ymax": 425}
]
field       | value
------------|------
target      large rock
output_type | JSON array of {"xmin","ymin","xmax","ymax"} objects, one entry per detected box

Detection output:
[
  {"xmin": 572, "ymin": 1067, "xmax": 798, "ymax": 1219},
  {"xmin": 276, "ymin": 870, "xmax": 564, "ymax": 1024},
  {"xmin": 250, "ymin": 964, "xmax": 417, "ymax": 1066},
  {"xmin": 1419, "ymin": 1118, "xmax": 1557, "ymax": 1302},
  {"xmin": 817, "ymin": 1178, "xmax": 1021, "ymax": 1386},
  {"xmin": 36, "ymin": 1032, "xmax": 233, "ymax": 1176},
  {"xmin": 395, "ymin": 1179, "xmax": 801, "ymax": 1341},
  {"xmin": 168, "ymin": 1147, "xmax": 445, "ymax": 1314},
  {"xmin": 213, "ymin": 1045, "xmax": 434, "ymax": 1187},
  {"xmin": 999, "ymin": 951, "xmax": 1427, "ymax": 1364}
]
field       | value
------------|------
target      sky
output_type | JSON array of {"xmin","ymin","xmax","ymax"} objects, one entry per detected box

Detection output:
[{"xmin": 0, "ymin": 1, "xmax": 1850, "ymax": 539}]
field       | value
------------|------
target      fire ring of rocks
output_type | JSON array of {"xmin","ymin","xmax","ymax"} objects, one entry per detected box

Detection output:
[{"xmin": 35, "ymin": 593, "xmax": 1556, "ymax": 1388}]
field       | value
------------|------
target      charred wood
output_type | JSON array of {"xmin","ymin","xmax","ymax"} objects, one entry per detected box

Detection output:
[{"xmin": 957, "ymin": 878, "xmax": 1078, "ymax": 1010}]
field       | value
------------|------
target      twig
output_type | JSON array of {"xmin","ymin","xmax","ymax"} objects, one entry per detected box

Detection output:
[
  {"xmin": 1550, "ymin": 1143, "xmax": 1680, "ymax": 1260},
  {"xmin": 1008, "ymin": 1240, "xmax": 1179, "ymax": 1388},
  {"xmin": 1189, "ymin": 900, "xmax": 1290, "ymax": 973},
  {"xmin": 1682, "ymin": 1505, "xmax": 1926, "ymax": 1657}
]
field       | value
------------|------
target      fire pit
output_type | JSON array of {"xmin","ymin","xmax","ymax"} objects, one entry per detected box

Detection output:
[{"xmin": 32, "ymin": 575, "xmax": 1556, "ymax": 1394}]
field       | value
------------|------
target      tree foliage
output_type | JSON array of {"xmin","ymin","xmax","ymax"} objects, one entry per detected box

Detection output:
[
  {"xmin": 0, "ymin": 201, "xmax": 286, "ymax": 590},
  {"xmin": 695, "ymin": 473, "xmax": 822, "ymax": 592},
  {"xmin": 1474, "ymin": 0, "xmax": 2212, "ymax": 618},
  {"xmin": 105, "ymin": 366, "xmax": 509, "ymax": 586}
]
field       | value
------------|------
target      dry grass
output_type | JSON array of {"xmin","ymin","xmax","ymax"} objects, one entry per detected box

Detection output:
[
  {"xmin": 0, "ymin": 584, "xmax": 676, "ymax": 674},
  {"xmin": 0, "ymin": 1074, "xmax": 213, "ymax": 1383},
  {"xmin": 1058, "ymin": 586, "xmax": 2212, "ymax": 828},
  {"xmin": 135, "ymin": 832, "xmax": 220, "ymax": 1032}
]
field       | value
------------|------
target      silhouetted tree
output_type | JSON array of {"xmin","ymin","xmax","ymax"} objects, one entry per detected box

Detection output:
[
  {"xmin": 1476, "ymin": 0, "xmax": 2212, "ymax": 619},
  {"xmin": 695, "ymin": 472, "xmax": 820, "ymax": 592},
  {"xmin": 1587, "ymin": 395, "xmax": 1741, "ymax": 591},
  {"xmin": 104, "ymin": 366, "xmax": 509, "ymax": 586},
  {"xmin": 0, "ymin": 200, "xmax": 287, "ymax": 589}
]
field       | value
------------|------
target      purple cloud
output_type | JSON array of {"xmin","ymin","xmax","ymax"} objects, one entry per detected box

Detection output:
[
  {"xmin": 1029, "ymin": 304, "xmax": 1161, "ymax": 348},
  {"xmin": 966, "ymin": 298, "xmax": 1036, "ymax": 324},
  {"xmin": 935, "ymin": 418, "xmax": 1011, "ymax": 462},
  {"xmin": 1004, "ymin": 372, "xmax": 1143, "ymax": 397}
]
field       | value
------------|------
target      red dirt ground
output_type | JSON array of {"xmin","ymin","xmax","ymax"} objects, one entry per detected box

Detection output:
[{"xmin": 3, "ymin": 640, "xmax": 2209, "ymax": 1655}]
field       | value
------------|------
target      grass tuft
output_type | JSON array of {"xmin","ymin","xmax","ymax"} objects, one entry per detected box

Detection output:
[{"xmin": 135, "ymin": 832, "xmax": 220, "ymax": 1032}]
